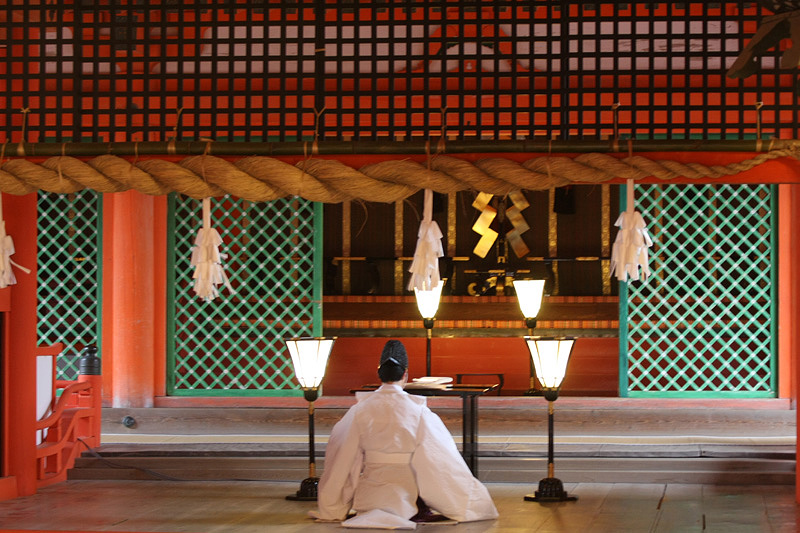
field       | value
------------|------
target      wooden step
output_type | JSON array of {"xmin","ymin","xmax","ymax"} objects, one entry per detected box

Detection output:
[
  {"xmin": 69, "ymin": 456, "xmax": 310, "ymax": 481},
  {"xmin": 85, "ymin": 403, "xmax": 795, "ymax": 485}
]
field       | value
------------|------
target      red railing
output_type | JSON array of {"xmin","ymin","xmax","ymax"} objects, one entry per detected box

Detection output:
[{"xmin": 34, "ymin": 350, "xmax": 102, "ymax": 489}]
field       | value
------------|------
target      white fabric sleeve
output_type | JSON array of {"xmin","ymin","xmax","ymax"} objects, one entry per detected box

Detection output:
[
  {"xmin": 411, "ymin": 408, "xmax": 499, "ymax": 523},
  {"xmin": 316, "ymin": 407, "xmax": 364, "ymax": 521}
]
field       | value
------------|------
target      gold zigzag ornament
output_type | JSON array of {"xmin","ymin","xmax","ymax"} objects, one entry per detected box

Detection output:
[
  {"xmin": 505, "ymin": 191, "xmax": 530, "ymax": 258},
  {"xmin": 471, "ymin": 192, "xmax": 497, "ymax": 258},
  {"xmin": 471, "ymin": 191, "xmax": 530, "ymax": 259}
]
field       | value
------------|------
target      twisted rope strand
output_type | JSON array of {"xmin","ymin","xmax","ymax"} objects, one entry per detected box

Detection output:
[{"xmin": 0, "ymin": 149, "xmax": 794, "ymax": 201}]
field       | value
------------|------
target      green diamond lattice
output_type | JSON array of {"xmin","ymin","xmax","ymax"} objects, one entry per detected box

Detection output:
[
  {"xmin": 37, "ymin": 191, "xmax": 102, "ymax": 381},
  {"xmin": 167, "ymin": 195, "xmax": 322, "ymax": 396},
  {"xmin": 622, "ymin": 184, "xmax": 775, "ymax": 397}
]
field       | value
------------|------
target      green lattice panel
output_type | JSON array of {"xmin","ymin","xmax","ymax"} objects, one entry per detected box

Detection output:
[
  {"xmin": 37, "ymin": 191, "xmax": 103, "ymax": 381},
  {"xmin": 622, "ymin": 184, "xmax": 776, "ymax": 397},
  {"xmin": 167, "ymin": 195, "xmax": 321, "ymax": 396}
]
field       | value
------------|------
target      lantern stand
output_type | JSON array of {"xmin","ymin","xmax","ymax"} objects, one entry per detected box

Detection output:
[
  {"xmin": 422, "ymin": 317, "xmax": 434, "ymax": 376},
  {"xmin": 284, "ymin": 337, "xmax": 336, "ymax": 501},
  {"xmin": 513, "ymin": 279, "xmax": 546, "ymax": 395},
  {"xmin": 523, "ymin": 336, "xmax": 578, "ymax": 503},
  {"xmin": 414, "ymin": 281, "xmax": 444, "ymax": 376}
]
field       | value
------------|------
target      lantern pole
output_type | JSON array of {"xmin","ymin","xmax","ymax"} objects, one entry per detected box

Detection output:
[
  {"xmin": 284, "ymin": 337, "xmax": 336, "ymax": 501},
  {"xmin": 414, "ymin": 281, "xmax": 443, "ymax": 376},
  {"xmin": 523, "ymin": 336, "xmax": 578, "ymax": 503}
]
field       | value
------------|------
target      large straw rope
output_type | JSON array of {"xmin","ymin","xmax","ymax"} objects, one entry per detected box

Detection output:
[{"xmin": 0, "ymin": 149, "xmax": 795, "ymax": 202}]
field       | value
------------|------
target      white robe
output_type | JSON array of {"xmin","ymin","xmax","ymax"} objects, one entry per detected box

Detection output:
[{"xmin": 316, "ymin": 383, "xmax": 499, "ymax": 528}]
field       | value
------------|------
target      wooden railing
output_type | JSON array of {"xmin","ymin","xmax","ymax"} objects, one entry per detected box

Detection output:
[{"xmin": 34, "ymin": 348, "xmax": 102, "ymax": 488}]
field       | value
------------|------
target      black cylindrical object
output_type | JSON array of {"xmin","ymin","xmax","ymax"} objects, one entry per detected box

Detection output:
[
  {"xmin": 308, "ymin": 402, "xmax": 316, "ymax": 478},
  {"xmin": 79, "ymin": 345, "xmax": 101, "ymax": 375},
  {"xmin": 547, "ymin": 402, "xmax": 555, "ymax": 473}
]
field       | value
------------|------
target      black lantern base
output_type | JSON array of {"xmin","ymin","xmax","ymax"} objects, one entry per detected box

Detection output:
[
  {"xmin": 524, "ymin": 477, "xmax": 577, "ymax": 503},
  {"xmin": 286, "ymin": 477, "xmax": 319, "ymax": 501}
]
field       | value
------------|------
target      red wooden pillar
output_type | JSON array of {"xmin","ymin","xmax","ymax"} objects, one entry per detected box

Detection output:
[
  {"xmin": 103, "ymin": 191, "xmax": 157, "ymax": 408},
  {"xmin": 782, "ymin": 184, "xmax": 800, "ymax": 504},
  {"xmin": 153, "ymin": 196, "xmax": 167, "ymax": 398},
  {"xmin": 780, "ymin": 185, "xmax": 800, "ymax": 503},
  {"xmin": 0, "ymin": 192, "xmax": 38, "ymax": 499},
  {"xmin": 778, "ymin": 185, "xmax": 796, "ymax": 400}
]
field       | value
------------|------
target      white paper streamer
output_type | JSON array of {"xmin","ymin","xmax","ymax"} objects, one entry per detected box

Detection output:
[
  {"xmin": 407, "ymin": 189, "xmax": 444, "ymax": 292},
  {"xmin": 0, "ymin": 193, "xmax": 31, "ymax": 289},
  {"xmin": 190, "ymin": 197, "xmax": 234, "ymax": 301},
  {"xmin": 610, "ymin": 179, "xmax": 654, "ymax": 283}
]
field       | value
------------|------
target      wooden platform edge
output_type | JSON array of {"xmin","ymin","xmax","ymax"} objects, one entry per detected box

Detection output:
[{"xmin": 148, "ymin": 396, "xmax": 793, "ymax": 411}]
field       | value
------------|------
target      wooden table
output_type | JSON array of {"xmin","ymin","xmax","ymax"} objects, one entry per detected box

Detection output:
[{"xmin": 354, "ymin": 384, "xmax": 499, "ymax": 476}]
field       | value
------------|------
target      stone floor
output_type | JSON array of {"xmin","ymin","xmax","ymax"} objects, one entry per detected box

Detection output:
[{"xmin": 0, "ymin": 479, "xmax": 798, "ymax": 532}]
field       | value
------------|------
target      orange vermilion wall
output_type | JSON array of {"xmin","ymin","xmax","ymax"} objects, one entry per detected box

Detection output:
[{"xmin": 323, "ymin": 337, "xmax": 619, "ymax": 397}]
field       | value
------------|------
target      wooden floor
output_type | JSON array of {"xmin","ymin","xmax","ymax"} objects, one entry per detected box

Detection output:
[
  {"xmin": 3, "ymin": 399, "xmax": 795, "ymax": 532},
  {"xmin": 0, "ymin": 480, "xmax": 798, "ymax": 532}
]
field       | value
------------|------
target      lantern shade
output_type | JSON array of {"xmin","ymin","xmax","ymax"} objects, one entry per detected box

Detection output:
[
  {"xmin": 525, "ymin": 336, "xmax": 575, "ymax": 389},
  {"xmin": 414, "ymin": 280, "xmax": 444, "ymax": 319},
  {"xmin": 513, "ymin": 279, "xmax": 546, "ymax": 319},
  {"xmin": 285, "ymin": 337, "xmax": 336, "ymax": 389}
]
